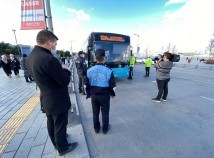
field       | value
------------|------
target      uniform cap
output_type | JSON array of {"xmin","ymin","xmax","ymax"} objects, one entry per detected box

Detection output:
[{"xmin": 95, "ymin": 49, "xmax": 105, "ymax": 58}]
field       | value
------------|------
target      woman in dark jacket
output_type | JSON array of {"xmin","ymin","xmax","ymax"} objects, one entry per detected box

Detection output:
[
  {"xmin": 9, "ymin": 54, "xmax": 20, "ymax": 77},
  {"xmin": 0, "ymin": 55, "xmax": 12, "ymax": 78},
  {"xmin": 20, "ymin": 53, "xmax": 34, "ymax": 82}
]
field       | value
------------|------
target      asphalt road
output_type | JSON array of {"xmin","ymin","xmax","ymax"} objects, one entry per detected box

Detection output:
[{"xmin": 77, "ymin": 63, "xmax": 214, "ymax": 158}]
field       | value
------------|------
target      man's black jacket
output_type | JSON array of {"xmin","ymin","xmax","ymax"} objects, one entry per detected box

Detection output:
[{"xmin": 26, "ymin": 46, "xmax": 71, "ymax": 115}]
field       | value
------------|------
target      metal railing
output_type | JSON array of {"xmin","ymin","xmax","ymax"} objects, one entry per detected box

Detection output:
[{"xmin": 173, "ymin": 63, "xmax": 213, "ymax": 70}]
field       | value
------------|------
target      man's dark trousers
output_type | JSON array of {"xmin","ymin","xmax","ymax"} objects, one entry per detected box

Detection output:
[
  {"xmin": 156, "ymin": 79, "xmax": 170, "ymax": 99},
  {"xmin": 145, "ymin": 67, "xmax": 150, "ymax": 76},
  {"xmin": 91, "ymin": 94, "xmax": 110, "ymax": 131},
  {"xmin": 46, "ymin": 111, "xmax": 69, "ymax": 153},
  {"xmin": 128, "ymin": 67, "xmax": 133, "ymax": 78},
  {"xmin": 78, "ymin": 76, "xmax": 84, "ymax": 92}
]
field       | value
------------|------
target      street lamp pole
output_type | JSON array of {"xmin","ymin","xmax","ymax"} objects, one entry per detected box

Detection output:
[
  {"xmin": 134, "ymin": 33, "xmax": 139, "ymax": 56},
  {"xmin": 70, "ymin": 40, "xmax": 75, "ymax": 56},
  {"xmin": 12, "ymin": 29, "xmax": 22, "ymax": 56}
]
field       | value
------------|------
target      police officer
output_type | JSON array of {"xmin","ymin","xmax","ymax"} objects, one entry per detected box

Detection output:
[
  {"xmin": 76, "ymin": 51, "xmax": 87, "ymax": 94},
  {"xmin": 85, "ymin": 49, "xmax": 116, "ymax": 134},
  {"xmin": 128, "ymin": 53, "xmax": 135, "ymax": 79},
  {"xmin": 144, "ymin": 56, "xmax": 153, "ymax": 77}
]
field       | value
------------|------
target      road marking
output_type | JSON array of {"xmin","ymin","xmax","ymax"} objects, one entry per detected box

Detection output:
[
  {"xmin": 201, "ymin": 96, "xmax": 214, "ymax": 102},
  {"xmin": 173, "ymin": 76, "xmax": 214, "ymax": 85},
  {"xmin": 0, "ymin": 93, "xmax": 40, "ymax": 156}
]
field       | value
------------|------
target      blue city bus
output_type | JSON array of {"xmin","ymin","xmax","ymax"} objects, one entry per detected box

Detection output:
[{"xmin": 83, "ymin": 32, "xmax": 131, "ymax": 78}]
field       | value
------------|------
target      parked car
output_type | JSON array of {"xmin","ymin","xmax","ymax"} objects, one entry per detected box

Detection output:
[{"xmin": 136, "ymin": 57, "xmax": 145, "ymax": 63}]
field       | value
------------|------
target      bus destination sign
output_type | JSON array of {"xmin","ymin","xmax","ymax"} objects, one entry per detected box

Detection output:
[{"xmin": 100, "ymin": 35, "xmax": 125, "ymax": 42}]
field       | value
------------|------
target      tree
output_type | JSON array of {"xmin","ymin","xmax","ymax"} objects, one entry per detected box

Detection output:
[
  {"xmin": 0, "ymin": 42, "xmax": 21, "ymax": 56},
  {"xmin": 57, "ymin": 50, "xmax": 71, "ymax": 58}
]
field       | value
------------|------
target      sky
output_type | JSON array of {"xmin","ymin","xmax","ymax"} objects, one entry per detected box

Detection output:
[{"xmin": 0, "ymin": 0, "xmax": 214, "ymax": 55}]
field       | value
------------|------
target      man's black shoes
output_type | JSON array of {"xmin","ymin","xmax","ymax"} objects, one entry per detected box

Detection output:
[
  {"xmin": 103, "ymin": 124, "xmax": 111, "ymax": 134},
  {"xmin": 58, "ymin": 142, "xmax": 78, "ymax": 156}
]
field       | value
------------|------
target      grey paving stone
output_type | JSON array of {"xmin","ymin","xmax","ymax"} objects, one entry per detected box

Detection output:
[
  {"xmin": 42, "ymin": 152, "xmax": 57, "ymax": 158},
  {"xmin": 0, "ymin": 106, "xmax": 7, "ymax": 113},
  {"xmin": 65, "ymin": 125, "xmax": 89, "ymax": 158},
  {"xmin": 0, "ymin": 107, "xmax": 12, "ymax": 115},
  {"xmin": 0, "ymin": 151, "xmax": 16, "ymax": 158},
  {"xmin": 11, "ymin": 103, "xmax": 23, "ymax": 111},
  {"xmin": 25, "ymin": 126, "xmax": 40, "ymax": 139},
  {"xmin": 41, "ymin": 116, "xmax": 47, "ymax": 129},
  {"xmin": 31, "ymin": 113, "xmax": 46, "ymax": 127},
  {"xmin": 43, "ymin": 137, "xmax": 55, "ymax": 155},
  {"xmin": 1, "ymin": 110, "xmax": 16, "ymax": 120},
  {"xmin": 19, "ymin": 98, "xmax": 30, "ymax": 104},
  {"xmin": 14, "ymin": 138, "xmax": 34, "ymax": 158},
  {"xmin": 26, "ymin": 109, "xmax": 40, "ymax": 121},
  {"xmin": 0, "ymin": 119, "xmax": 7, "ymax": 128},
  {"xmin": 33, "ymin": 128, "xmax": 48, "ymax": 146},
  {"xmin": 17, "ymin": 119, "xmax": 35, "ymax": 133},
  {"xmin": 5, "ymin": 132, "xmax": 26, "ymax": 152},
  {"xmin": 28, "ymin": 145, "xmax": 44, "ymax": 158}
]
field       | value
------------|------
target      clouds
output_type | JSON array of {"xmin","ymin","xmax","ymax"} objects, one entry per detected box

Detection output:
[
  {"xmin": 1, "ymin": 0, "xmax": 213, "ymax": 54},
  {"xmin": 52, "ymin": 7, "xmax": 92, "ymax": 52},
  {"xmin": 67, "ymin": 8, "xmax": 90, "ymax": 21},
  {"xmin": 165, "ymin": 0, "xmax": 188, "ymax": 6},
  {"xmin": 136, "ymin": 0, "xmax": 214, "ymax": 53}
]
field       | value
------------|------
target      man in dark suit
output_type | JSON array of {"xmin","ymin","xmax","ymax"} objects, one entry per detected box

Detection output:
[{"xmin": 26, "ymin": 30, "xmax": 78, "ymax": 156}]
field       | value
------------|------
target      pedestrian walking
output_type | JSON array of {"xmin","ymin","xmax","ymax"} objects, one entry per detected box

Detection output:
[
  {"xmin": 128, "ymin": 54, "xmax": 135, "ymax": 79},
  {"xmin": 76, "ymin": 51, "xmax": 87, "ymax": 95},
  {"xmin": 0, "ymin": 55, "xmax": 12, "ymax": 78},
  {"xmin": 20, "ymin": 53, "xmax": 34, "ymax": 83},
  {"xmin": 152, "ymin": 52, "xmax": 173, "ymax": 102},
  {"xmin": 65, "ymin": 57, "xmax": 70, "ymax": 67},
  {"xmin": 85, "ymin": 49, "xmax": 116, "ymax": 134},
  {"xmin": 144, "ymin": 56, "xmax": 153, "ymax": 77},
  {"xmin": 26, "ymin": 29, "xmax": 78, "ymax": 156},
  {"xmin": 9, "ymin": 54, "xmax": 20, "ymax": 77}
]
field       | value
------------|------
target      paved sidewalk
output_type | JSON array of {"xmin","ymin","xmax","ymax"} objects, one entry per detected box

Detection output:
[{"xmin": 0, "ymin": 69, "xmax": 89, "ymax": 158}]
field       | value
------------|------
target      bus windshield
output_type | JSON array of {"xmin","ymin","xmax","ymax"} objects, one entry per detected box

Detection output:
[{"xmin": 94, "ymin": 42, "xmax": 130, "ymax": 62}]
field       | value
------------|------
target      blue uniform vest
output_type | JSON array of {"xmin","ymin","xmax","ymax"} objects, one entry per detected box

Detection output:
[{"xmin": 87, "ymin": 65, "xmax": 112, "ymax": 87}]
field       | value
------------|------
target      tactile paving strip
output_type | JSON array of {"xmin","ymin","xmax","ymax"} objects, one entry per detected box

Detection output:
[{"xmin": 0, "ymin": 95, "xmax": 40, "ymax": 156}]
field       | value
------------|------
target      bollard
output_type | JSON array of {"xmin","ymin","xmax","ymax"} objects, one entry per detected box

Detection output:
[{"xmin": 195, "ymin": 65, "xmax": 198, "ymax": 69}]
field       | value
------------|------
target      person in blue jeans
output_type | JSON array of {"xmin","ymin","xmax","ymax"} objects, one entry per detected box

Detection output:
[{"xmin": 152, "ymin": 52, "xmax": 173, "ymax": 102}]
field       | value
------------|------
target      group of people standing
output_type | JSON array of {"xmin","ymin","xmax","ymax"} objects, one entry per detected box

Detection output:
[
  {"xmin": 128, "ymin": 53, "xmax": 173, "ymax": 103},
  {"xmin": 0, "ymin": 54, "xmax": 21, "ymax": 78},
  {"xmin": 24, "ymin": 29, "xmax": 116, "ymax": 156},
  {"xmin": 0, "ymin": 54, "xmax": 34, "ymax": 83},
  {"xmin": 3, "ymin": 29, "xmax": 173, "ymax": 156}
]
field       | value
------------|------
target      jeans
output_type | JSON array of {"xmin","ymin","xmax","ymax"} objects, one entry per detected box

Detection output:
[{"xmin": 156, "ymin": 79, "xmax": 170, "ymax": 99}]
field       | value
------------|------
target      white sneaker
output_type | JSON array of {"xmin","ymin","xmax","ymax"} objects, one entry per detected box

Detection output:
[{"xmin": 161, "ymin": 98, "xmax": 167, "ymax": 101}]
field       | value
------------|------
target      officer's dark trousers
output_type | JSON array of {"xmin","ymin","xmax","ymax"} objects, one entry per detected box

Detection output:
[
  {"xmin": 156, "ymin": 79, "xmax": 170, "ymax": 99},
  {"xmin": 129, "ymin": 67, "xmax": 133, "ymax": 78},
  {"xmin": 91, "ymin": 94, "xmax": 110, "ymax": 131},
  {"xmin": 78, "ymin": 76, "xmax": 84, "ymax": 92},
  {"xmin": 46, "ymin": 111, "xmax": 69, "ymax": 153},
  {"xmin": 145, "ymin": 67, "xmax": 150, "ymax": 76}
]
